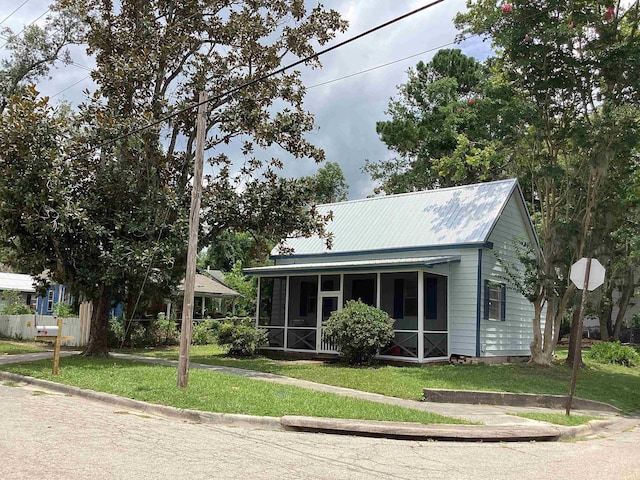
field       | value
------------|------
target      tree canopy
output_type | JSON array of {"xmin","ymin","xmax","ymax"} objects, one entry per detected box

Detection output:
[{"xmin": 0, "ymin": 0, "xmax": 347, "ymax": 355}]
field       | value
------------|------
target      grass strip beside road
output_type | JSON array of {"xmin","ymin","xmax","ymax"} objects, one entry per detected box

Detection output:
[
  {"xmin": 0, "ymin": 357, "xmax": 469, "ymax": 425},
  {"xmin": 509, "ymin": 412, "xmax": 601, "ymax": 426},
  {"xmin": 0, "ymin": 341, "xmax": 46, "ymax": 355},
  {"xmin": 137, "ymin": 345, "xmax": 640, "ymax": 413}
]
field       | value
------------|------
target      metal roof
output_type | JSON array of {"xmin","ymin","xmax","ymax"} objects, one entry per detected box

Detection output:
[
  {"xmin": 0, "ymin": 272, "xmax": 36, "ymax": 292},
  {"xmin": 276, "ymin": 179, "xmax": 520, "ymax": 257},
  {"xmin": 245, "ymin": 256, "xmax": 461, "ymax": 275}
]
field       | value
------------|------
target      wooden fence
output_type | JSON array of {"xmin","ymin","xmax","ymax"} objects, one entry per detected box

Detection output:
[{"xmin": 0, "ymin": 302, "xmax": 92, "ymax": 347}]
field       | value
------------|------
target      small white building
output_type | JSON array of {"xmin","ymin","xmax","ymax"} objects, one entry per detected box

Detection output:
[{"xmin": 245, "ymin": 179, "xmax": 539, "ymax": 363}]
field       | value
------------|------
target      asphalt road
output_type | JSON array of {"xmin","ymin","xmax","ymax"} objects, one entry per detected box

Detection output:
[{"xmin": 1, "ymin": 383, "xmax": 639, "ymax": 480}]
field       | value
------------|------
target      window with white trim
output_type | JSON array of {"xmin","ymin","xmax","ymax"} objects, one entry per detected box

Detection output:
[
  {"xmin": 46, "ymin": 289, "xmax": 54, "ymax": 312},
  {"xmin": 484, "ymin": 281, "xmax": 506, "ymax": 321}
]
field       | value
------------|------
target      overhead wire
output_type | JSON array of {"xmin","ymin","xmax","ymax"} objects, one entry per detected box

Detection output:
[
  {"xmin": 67, "ymin": 0, "xmax": 448, "ymax": 160},
  {"xmin": 0, "ymin": 0, "xmax": 31, "ymax": 27},
  {"xmin": 0, "ymin": 7, "xmax": 50, "ymax": 49}
]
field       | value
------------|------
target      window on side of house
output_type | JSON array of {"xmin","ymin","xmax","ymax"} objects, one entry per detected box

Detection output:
[
  {"xmin": 47, "ymin": 289, "xmax": 54, "ymax": 312},
  {"xmin": 484, "ymin": 280, "xmax": 506, "ymax": 321}
]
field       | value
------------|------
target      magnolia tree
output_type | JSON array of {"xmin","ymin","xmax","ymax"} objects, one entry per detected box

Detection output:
[{"xmin": 0, "ymin": 0, "xmax": 347, "ymax": 355}]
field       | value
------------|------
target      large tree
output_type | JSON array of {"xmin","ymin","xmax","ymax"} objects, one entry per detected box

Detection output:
[
  {"xmin": 0, "ymin": 0, "xmax": 347, "ymax": 355},
  {"xmin": 365, "ymin": 48, "xmax": 522, "ymax": 194},
  {"xmin": 456, "ymin": 0, "xmax": 640, "ymax": 364}
]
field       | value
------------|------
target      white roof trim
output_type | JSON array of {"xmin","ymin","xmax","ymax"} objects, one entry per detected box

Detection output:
[{"xmin": 244, "ymin": 256, "xmax": 460, "ymax": 275}]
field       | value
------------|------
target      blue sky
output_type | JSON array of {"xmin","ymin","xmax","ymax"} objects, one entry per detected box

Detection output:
[{"xmin": 0, "ymin": 0, "xmax": 491, "ymax": 199}]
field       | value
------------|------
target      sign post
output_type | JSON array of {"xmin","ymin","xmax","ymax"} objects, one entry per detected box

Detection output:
[
  {"xmin": 34, "ymin": 317, "xmax": 74, "ymax": 375},
  {"xmin": 566, "ymin": 258, "xmax": 605, "ymax": 415}
]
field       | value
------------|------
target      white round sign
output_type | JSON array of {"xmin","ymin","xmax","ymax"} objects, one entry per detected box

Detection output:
[{"xmin": 570, "ymin": 258, "xmax": 605, "ymax": 291}]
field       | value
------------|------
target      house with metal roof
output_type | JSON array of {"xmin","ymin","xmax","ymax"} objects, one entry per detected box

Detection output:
[{"xmin": 245, "ymin": 178, "xmax": 539, "ymax": 363}]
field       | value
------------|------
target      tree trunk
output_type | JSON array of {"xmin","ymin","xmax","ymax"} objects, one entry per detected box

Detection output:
[
  {"xmin": 529, "ymin": 296, "xmax": 555, "ymax": 366},
  {"xmin": 83, "ymin": 283, "xmax": 113, "ymax": 357},
  {"xmin": 613, "ymin": 277, "xmax": 634, "ymax": 341},
  {"xmin": 566, "ymin": 308, "xmax": 583, "ymax": 367}
]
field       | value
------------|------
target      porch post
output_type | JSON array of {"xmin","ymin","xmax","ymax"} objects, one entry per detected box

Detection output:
[
  {"xmin": 283, "ymin": 276, "xmax": 290, "ymax": 351},
  {"xmin": 418, "ymin": 271, "xmax": 424, "ymax": 363}
]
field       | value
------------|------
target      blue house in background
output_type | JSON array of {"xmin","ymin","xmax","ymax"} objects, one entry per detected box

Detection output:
[{"xmin": 35, "ymin": 283, "xmax": 73, "ymax": 315}]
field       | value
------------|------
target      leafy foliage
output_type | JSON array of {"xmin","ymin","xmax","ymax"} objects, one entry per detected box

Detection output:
[
  {"xmin": 0, "ymin": 290, "xmax": 31, "ymax": 315},
  {"xmin": 0, "ymin": 0, "xmax": 347, "ymax": 355},
  {"xmin": 222, "ymin": 261, "xmax": 257, "ymax": 317},
  {"xmin": 366, "ymin": 49, "xmax": 519, "ymax": 193},
  {"xmin": 108, "ymin": 317, "xmax": 179, "ymax": 348},
  {"xmin": 217, "ymin": 318, "xmax": 267, "ymax": 357},
  {"xmin": 53, "ymin": 302, "xmax": 77, "ymax": 318},
  {"xmin": 191, "ymin": 320, "xmax": 221, "ymax": 346},
  {"xmin": 587, "ymin": 341, "xmax": 640, "ymax": 367},
  {"xmin": 324, "ymin": 300, "xmax": 394, "ymax": 365}
]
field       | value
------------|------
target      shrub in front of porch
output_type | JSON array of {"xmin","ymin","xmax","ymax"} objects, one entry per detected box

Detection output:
[
  {"xmin": 217, "ymin": 318, "xmax": 267, "ymax": 357},
  {"xmin": 324, "ymin": 300, "xmax": 394, "ymax": 365}
]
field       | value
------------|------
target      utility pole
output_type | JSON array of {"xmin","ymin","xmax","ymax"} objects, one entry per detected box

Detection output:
[{"xmin": 178, "ymin": 91, "xmax": 208, "ymax": 389}]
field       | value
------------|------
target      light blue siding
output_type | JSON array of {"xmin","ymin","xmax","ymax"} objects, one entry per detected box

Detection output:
[{"xmin": 480, "ymin": 193, "xmax": 537, "ymax": 356}]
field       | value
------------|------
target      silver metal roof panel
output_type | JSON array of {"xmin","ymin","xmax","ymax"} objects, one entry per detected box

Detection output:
[{"xmin": 277, "ymin": 179, "xmax": 519, "ymax": 256}]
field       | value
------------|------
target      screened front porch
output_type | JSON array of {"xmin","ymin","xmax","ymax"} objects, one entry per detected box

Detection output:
[{"xmin": 254, "ymin": 270, "xmax": 449, "ymax": 362}]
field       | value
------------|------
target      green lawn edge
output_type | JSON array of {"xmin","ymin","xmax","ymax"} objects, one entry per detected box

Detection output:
[
  {"xmin": 510, "ymin": 412, "xmax": 601, "ymax": 426},
  {"xmin": 0, "ymin": 357, "xmax": 470, "ymax": 425},
  {"xmin": 133, "ymin": 345, "xmax": 640, "ymax": 414}
]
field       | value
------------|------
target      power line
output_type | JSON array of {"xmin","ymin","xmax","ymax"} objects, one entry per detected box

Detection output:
[
  {"xmin": 307, "ymin": 34, "xmax": 477, "ymax": 90},
  {"xmin": 69, "ymin": 0, "xmax": 448, "ymax": 159},
  {"xmin": 0, "ymin": 7, "xmax": 50, "ymax": 49},
  {"xmin": 50, "ymin": 74, "xmax": 92, "ymax": 99},
  {"xmin": 0, "ymin": 0, "xmax": 31, "ymax": 27}
]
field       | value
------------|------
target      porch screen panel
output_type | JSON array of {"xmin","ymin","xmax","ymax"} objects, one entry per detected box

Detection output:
[
  {"xmin": 287, "ymin": 275, "xmax": 318, "ymax": 328},
  {"xmin": 258, "ymin": 277, "xmax": 286, "ymax": 347},
  {"xmin": 380, "ymin": 272, "xmax": 417, "ymax": 330},
  {"xmin": 379, "ymin": 272, "xmax": 418, "ymax": 358},
  {"xmin": 344, "ymin": 274, "xmax": 377, "ymax": 307},
  {"xmin": 423, "ymin": 273, "xmax": 448, "ymax": 358}
]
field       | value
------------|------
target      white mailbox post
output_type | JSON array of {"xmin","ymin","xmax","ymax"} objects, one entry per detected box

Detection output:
[
  {"xmin": 34, "ymin": 318, "xmax": 73, "ymax": 375},
  {"xmin": 35, "ymin": 326, "xmax": 59, "ymax": 337}
]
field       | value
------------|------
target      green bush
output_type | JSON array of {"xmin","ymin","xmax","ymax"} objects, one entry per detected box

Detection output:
[
  {"xmin": 5, "ymin": 303, "xmax": 31, "ymax": 315},
  {"xmin": 217, "ymin": 318, "xmax": 266, "ymax": 356},
  {"xmin": 191, "ymin": 320, "xmax": 220, "ymax": 345},
  {"xmin": 1, "ymin": 289, "xmax": 31, "ymax": 315},
  {"xmin": 587, "ymin": 341, "xmax": 640, "ymax": 367},
  {"xmin": 324, "ymin": 300, "xmax": 394, "ymax": 365},
  {"xmin": 53, "ymin": 303, "xmax": 77, "ymax": 318},
  {"xmin": 149, "ymin": 317, "xmax": 180, "ymax": 346},
  {"xmin": 108, "ymin": 317, "xmax": 180, "ymax": 348}
]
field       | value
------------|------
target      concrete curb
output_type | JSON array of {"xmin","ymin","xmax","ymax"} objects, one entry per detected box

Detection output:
[
  {"xmin": 0, "ymin": 371, "xmax": 283, "ymax": 431},
  {"xmin": 423, "ymin": 388, "xmax": 621, "ymax": 414},
  {"xmin": 281, "ymin": 415, "xmax": 562, "ymax": 442}
]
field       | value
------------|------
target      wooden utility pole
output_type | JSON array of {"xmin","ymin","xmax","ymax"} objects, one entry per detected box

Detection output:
[{"xmin": 177, "ymin": 91, "xmax": 208, "ymax": 389}]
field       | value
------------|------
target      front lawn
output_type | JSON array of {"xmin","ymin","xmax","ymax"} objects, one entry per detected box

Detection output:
[
  {"xmin": 0, "ymin": 357, "xmax": 468, "ymax": 425},
  {"xmin": 0, "ymin": 341, "xmax": 46, "ymax": 355},
  {"xmin": 136, "ymin": 345, "xmax": 640, "ymax": 413}
]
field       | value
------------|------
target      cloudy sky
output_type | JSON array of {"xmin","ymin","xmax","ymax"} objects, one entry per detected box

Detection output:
[{"xmin": 0, "ymin": 0, "xmax": 490, "ymax": 199}]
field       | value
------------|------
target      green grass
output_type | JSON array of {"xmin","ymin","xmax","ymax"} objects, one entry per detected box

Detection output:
[
  {"xmin": 510, "ymin": 412, "xmax": 601, "ymax": 426},
  {"xmin": 0, "ymin": 357, "xmax": 468, "ymax": 425},
  {"xmin": 135, "ymin": 345, "xmax": 640, "ymax": 413},
  {"xmin": 0, "ymin": 341, "xmax": 46, "ymax": 355}
]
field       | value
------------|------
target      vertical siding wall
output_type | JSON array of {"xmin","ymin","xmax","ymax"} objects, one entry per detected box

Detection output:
[
  {"xmin": 432, "ymin": 250, "xmax": 479, "ymax": 357},
  {"xmin": 480, "ymin": 193, "xmax": 536, "ymax": 356}
]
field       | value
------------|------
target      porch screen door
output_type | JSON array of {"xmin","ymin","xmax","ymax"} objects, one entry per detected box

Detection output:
[{"xmin": 318, "ymin": 292, "xmax": 341, "ymax": 352}]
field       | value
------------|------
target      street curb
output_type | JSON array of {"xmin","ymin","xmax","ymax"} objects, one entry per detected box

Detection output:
[
  {"xmin": 0, "ymin": 370, "xmax": 566, "ymax": 442},
  {"xmin": 422, "ymin": 388, "xmax": 621, "ymax": 414},
  {"xmin": 281, "ymin": 415, "xmax": 562, "ymax": 442},
  {"xmin": 558, "ymin": 417, "xmax": 620, "ymax": 440},
  {"xmin": 0, "ymin": 371, "xmax": 283, "ymax": 431}
]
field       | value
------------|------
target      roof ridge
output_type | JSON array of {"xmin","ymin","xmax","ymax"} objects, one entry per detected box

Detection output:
[{"xmin": 319, "ymin": 178, "xmax": 518, "ymax": 207}]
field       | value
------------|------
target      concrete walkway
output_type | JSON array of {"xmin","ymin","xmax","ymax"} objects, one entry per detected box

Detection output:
[{"xmin": 1, "ymin": 350, "xmax": 637, "ymax": 442}]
